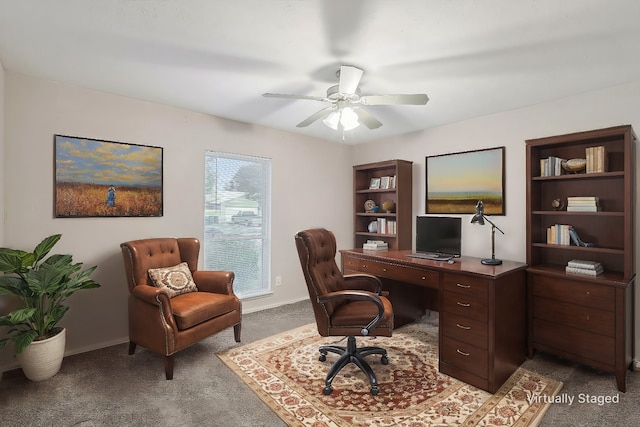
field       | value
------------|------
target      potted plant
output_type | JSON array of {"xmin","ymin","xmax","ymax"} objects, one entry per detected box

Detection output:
[{"xmin": 0, "ymin": 234, "xmax": 100, "ymax": 380}]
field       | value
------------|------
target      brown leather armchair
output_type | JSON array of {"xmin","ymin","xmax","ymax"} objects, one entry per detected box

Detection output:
[
  {"xmin": 294, "ymin": 228, "xmax": 394, "ymax": 395},
  {"xmin": 120, "ymin": 237, "xmax": 241, "ymax": 379}
]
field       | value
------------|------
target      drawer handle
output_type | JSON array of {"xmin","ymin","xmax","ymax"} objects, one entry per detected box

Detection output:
[
  {"xmin": 456, "ymin": 349, "xmax": 470, "ymax": 357},
  {"xmin": 456, "ymin": 302, "xmax": 471, "ymax": 307},
  {"xmin": 456, "ymin": 283, "xmax": 471, "ymax": 289},
  {"xmin": 422, "ymin": 276, "xmax": 426, "ymax": 280},
  {"xmin": 456, "ymin": 323, "xmax": 471, "ymax": 330},
  {"xmin": 383, "ymin": 268, "xmax": 387, "ymax": 272}
]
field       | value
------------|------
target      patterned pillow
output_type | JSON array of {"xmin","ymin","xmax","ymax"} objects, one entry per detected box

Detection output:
[{"xmin": 148, "ymin": 262, "xmax": 198, "ymax": 298}]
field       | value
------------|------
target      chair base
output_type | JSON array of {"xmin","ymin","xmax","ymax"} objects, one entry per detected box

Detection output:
[{"xmin": 319, "ymin": 335, "xmax": 388, "ymax": 395}]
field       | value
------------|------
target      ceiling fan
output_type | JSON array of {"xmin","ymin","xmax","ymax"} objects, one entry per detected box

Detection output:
[{"xmin": 262, "ymin": 65, "xmax": 429, "ymax": 131}]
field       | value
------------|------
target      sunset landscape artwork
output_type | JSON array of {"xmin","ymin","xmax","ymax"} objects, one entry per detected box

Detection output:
[
  {"xmin": 426, "ymin": 147, "xmax": 505, "ymax": 215},
  {"xmin": 54, "ymin": 135, "xmax": 163, "ymax": 217}
]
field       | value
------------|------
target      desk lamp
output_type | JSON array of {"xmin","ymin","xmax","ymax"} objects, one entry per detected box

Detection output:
[{"xmin": 470, "ymin": 200, "xmax": 505, "ymax": 265}]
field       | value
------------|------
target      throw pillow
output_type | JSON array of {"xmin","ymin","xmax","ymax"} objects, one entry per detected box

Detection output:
[{"xmin": 148, "ymin": 262, "xmax": 198, "ymax": 298}]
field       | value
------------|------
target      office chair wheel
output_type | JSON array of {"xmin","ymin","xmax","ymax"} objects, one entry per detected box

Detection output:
[
  {"xmin": 381, "ymin": 355, "xmax": 389, "ymax": 365},
  {"xmin": 323, "ymin": 385, "xmax": 333, "ymax": 395},
  {"xmin": 370, "ymin": 386, "xmax": 379, "ymax": 395},
  {"xmin": 319, "ymin": 353, "xmax": 327, "ymax": 362}
]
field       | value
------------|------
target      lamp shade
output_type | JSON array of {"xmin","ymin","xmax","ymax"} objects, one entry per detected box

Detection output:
[{"xmin": 322, "ymin": 108, "xmax": 360, "ymax": 131}]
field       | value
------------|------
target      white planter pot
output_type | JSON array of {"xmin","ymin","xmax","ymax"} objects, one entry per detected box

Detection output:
[{"xmin": 16, "ymin": 328, "xmax": 66, "ymax": 381}]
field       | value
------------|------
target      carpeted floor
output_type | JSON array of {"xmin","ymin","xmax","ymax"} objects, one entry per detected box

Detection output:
[
  {"xmin": 218, "ymin": 321, "xmax": 562, "ymax": 426},
  {"xmin": 0, "ymin": 300, "xmax": 638, "ymax": 426}
]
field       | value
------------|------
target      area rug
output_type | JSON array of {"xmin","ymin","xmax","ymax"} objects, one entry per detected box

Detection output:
[{"xmin": 218, "ymin": 323, "xmax": 562, "ymax": 427}]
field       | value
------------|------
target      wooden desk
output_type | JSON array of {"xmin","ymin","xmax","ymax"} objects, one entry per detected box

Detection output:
[{"xmin": 340, "ymin": 249, "xmax": 527, "ymax": 393}]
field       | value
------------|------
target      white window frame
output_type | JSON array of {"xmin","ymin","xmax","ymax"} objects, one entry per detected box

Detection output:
[{"xmin": 204, "ymin": 151, "xmax": 271, "ymax": 299}]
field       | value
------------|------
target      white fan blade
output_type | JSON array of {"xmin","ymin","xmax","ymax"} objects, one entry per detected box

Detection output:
[
  {"xmin": 263, "ymin": 93, "xmax": 327, "ymax": 102},
  {"xmin": 296, "ymin": 107, "xmax": 334, "ymax": 128},
  {"xmin": 360, "ymin": 94, "xmax": 429, "ymax": 105},
  {"xmin": 338, "ymin": 66, "xmax": 364, "ymax": 95},
  {"xmin": 354, "ymin": 108, "xmax": 383, "ymax": 129}
]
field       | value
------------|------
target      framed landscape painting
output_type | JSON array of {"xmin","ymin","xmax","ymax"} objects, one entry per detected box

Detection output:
[
  {"xmin": 425, "ymin": 146, "xmax": 505, "ymax": 215},
  {"xmin": 54, "ymin": 135, "xmax": 163, "ymax": 217}
]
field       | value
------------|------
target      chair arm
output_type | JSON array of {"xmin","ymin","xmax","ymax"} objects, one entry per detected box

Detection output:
[
  {"xmin": 319, "ymin": 290, "xmax": 385, "ymax": 336},
  {"xmin": 343, "ymin": 273, "xmax": 383, "ymax": 295},
  {"xmin": 131, "ymin": 284, "xmax": 176, "ymax": 326},
  {"xmin": 192, "ymin": 270, "xmax": 236, "ymax": 295}
]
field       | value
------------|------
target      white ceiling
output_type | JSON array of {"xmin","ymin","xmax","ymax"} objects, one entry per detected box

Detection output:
[{"xmin": 1, "ymin": 0, "xmax": 639, "ymax": 144}]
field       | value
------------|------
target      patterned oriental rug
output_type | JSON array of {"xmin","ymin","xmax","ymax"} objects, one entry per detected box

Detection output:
[{"xmin": 218, "ymin": 323, "xmax": 562, "ymax": 427}]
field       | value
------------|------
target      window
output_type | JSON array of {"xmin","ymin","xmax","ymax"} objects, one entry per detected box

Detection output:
[{"xmin": 204, "ymin": 152, "xmax": 271, "ymax": 299}]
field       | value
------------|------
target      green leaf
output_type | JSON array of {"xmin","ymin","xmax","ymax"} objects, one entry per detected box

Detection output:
[
  {"xmin": 0, "ymin": 250, "xmax": 31, "ymax": 274},
  {"xmin": 7, "ymin": 308, "xmax": 36, "ymax": 324},
  {"xmin": 0, "ymin": 276, "xmax": 31, "ymax": 297},
  {"xmin": 13, "ymin": 330, "xmax": 38, "ymax": 354},
  {"xmin": 32, "ymin": 234, "xmax": 62, "ymax": 265}
]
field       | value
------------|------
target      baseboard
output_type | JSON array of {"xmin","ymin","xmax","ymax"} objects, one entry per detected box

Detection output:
[{"xmin": 241, "ymin": 296, "xmax": 309, "ymax": 314}]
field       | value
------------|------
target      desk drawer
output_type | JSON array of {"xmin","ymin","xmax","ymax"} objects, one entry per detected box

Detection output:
[
  {"xmin": 442, "ymin": 312, "xmax": 488, "ymax": 350},
  {"xmin": 530, "ymin": 274, "xmax": 614, "ymax": 311},
  {"xmin": 443, "ymin": 273, "xmax": 489, "ymax": 300},
  {"xmin": 442, "ymin": 290, "xmax": 488, "ymax": 322},
  {"xmin": 533, "ymin": 296, "xmax": 614, "ymax": 336},
  {"xmin": 342, "ymin": 255, "xmax": 439, "ymax": 288},
  {"xmin": 441, "ymin": 337, "xmax": 488, "ymax": 379}
]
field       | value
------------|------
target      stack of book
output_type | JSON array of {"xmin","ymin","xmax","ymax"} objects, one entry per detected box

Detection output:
[
  {"xmin": 585, "ymin": 146, "xmax": 607, "ymax": 173},
  {"xmin": 567, "ymin": 196, "xmax": 600, "ymax": 212},
  {"xmin": 363, "ymin": 240, "xmax": 388, "ymax": 251},
  {"xmin": 540, "ymin": 155, "xmax": 565, "ymax": 176},
  {"xmin": 565, "ymin": 259, "xmax": 604, "ymax": 276}
]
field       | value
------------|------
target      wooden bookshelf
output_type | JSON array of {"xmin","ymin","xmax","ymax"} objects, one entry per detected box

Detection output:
[
  {"xmin": 525, "ymin": 125, "xmax": 636, "ymax": 392},
  {"xmin": 353, "ymin": 160, "xmax": 412, "ymax": 251}
]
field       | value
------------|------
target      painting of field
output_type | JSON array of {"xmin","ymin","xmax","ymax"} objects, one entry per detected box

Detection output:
[
  {"xmin": 55, "ymin": 135, "xmax": 162, "ymax": 217},
  {"xmin": 426, "ymin": 147, "xmax": 505, "ymax": 215},
  {"xmin": 56, "ymin": 182, "xmax": 162, "ymax": 217}
]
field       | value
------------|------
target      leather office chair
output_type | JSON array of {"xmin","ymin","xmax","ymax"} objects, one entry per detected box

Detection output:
[
  {"xmin": 294, "ymin": 228, "xmax": 394, "ymax": 395},
  {"xmin": 120, "ymin": 237, "xmax": 241, "ymax": 379}
]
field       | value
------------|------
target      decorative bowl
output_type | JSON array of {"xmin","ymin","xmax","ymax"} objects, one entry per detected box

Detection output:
[
  {"xmin": 561, "ymin": 158, "xmax": 586, "ymax": 173},
  {"xmin": 382, "ymin": 199, "xmax": 396, "ymax": 213}
]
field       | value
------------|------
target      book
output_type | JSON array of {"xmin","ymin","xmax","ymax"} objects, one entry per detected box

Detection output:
[
  {"xmin": 585, "ymin": 146, "xmax": 607, "ymax": 173},
  {"xmin": 566, "ymin": 266, "xmax": 604, "ymax": 276},
  {"xmin": 567, "ymin": 206, "xmax": 601, "ymax": 212},
  {"xmin": 363, "ymin": 240, "xmax": 388, "ymax": 250},
  {"xmin": 567, "ymin": 196, "xmax": 599, "ymax": 202},
  {"xmin": 567, "ymin": 259, "xmax": 603, "ymax": 270},
  {"xmin": 568, "ymin": 229, "xmax": 595, "ymax": 247}
]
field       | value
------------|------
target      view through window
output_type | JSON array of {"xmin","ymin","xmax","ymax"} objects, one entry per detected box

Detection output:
[{"xmin": 204, "ymin": 152, "xmax": 271, "ymax": 298}]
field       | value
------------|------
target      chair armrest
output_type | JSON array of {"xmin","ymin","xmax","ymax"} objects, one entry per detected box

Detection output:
[
  {"xmin": 192, "ymin": 270, "xmax": 236, "ymax": 295},
  {"xmin": 131, "ymin": 283, "xmax": 171, "ymax": 304},
  {"xmin": 319, "ymin": 290, "xmax": 385, "ymax": 336},
  {"xmin": 343, "ymin": 273, "xmax": 383, "ymax": 295},
  {"xmin": 131, "ymin": 284, "xmax": 175, "ymax": 326}
]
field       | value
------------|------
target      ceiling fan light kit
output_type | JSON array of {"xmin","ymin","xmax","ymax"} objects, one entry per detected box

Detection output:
[
  {"xmin": 323, "ymin": 107, "xmax": 360, "ymax": 131},
  {"xmin": 263, "ymin": 65, "xmax": 428, "ymax": 133}
]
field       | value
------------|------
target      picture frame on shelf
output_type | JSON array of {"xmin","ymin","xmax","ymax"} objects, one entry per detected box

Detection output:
[
  {"xmin": 426, "ymin": 146, "xmax": 505, "ymax": 215},
  {"xmin": 369, "ymin": 177, "xmax": 381, "ymax": 189},
  {"xmin": 380, "ymin": 176, "xmax": 390, "ymax": 189}
]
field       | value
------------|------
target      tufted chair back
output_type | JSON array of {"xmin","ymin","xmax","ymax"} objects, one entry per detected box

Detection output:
[
  {"xmin": 122, "ymin": 237, "xmax": 199, "ymax": 292},
  {"xmin": 295, "ymin": 228, "xmax": 347, "ymax": 333}
]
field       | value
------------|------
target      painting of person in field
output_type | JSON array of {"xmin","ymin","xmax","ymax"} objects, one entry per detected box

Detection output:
[{"xmin": 55, "ymin": 135, "xmax": 163, "ymax": 217}]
